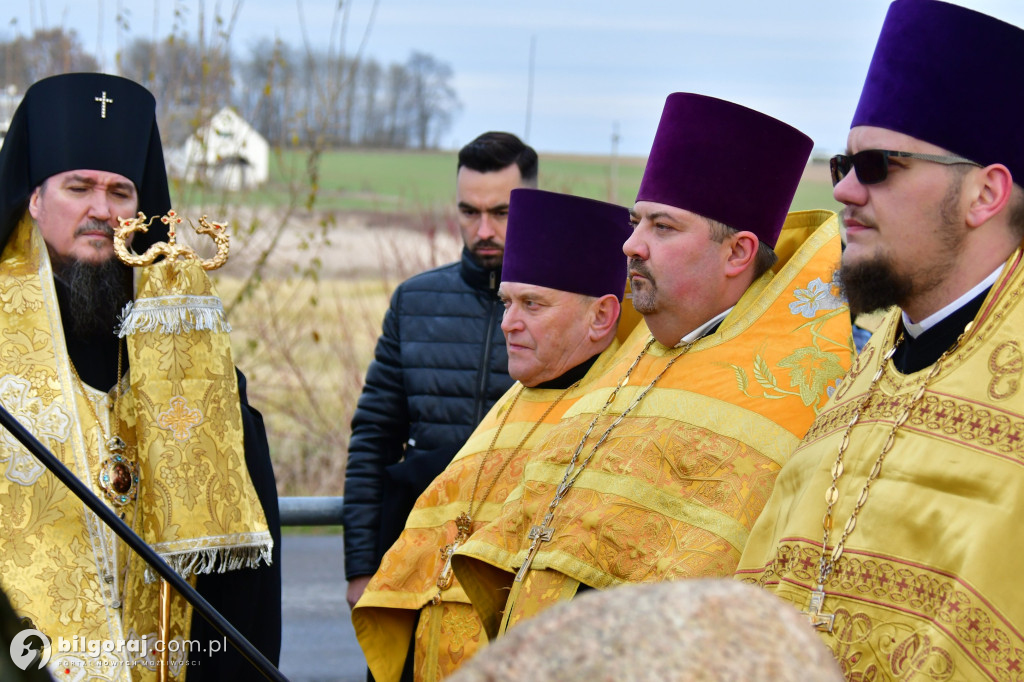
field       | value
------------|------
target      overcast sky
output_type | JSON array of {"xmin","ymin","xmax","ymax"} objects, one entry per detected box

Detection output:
[{"xmin": 6, "ymin": 0, "xmax": 1024, "ymax": 156}]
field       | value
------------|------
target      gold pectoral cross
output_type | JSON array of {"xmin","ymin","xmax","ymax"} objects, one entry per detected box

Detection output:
[
  {"xmin": 514, "ymin": 513, "xmax": 555, "ymax": 583},
  {"xmin": 436, "ymin": 541, "xmax": 460, "ymax": 589},
  {"xmin": 431, "ymin": 513, "xmax": 473, "ymax": 605},
  {"xmin": 802, "ymin": 587, "xmax": 835, "ymax": 632},
  {"xmin": 430, "ymin": 543, "xmax": 460, "ymax": 605}
]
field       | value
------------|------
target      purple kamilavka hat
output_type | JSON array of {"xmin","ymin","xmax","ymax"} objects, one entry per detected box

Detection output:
[
  {"xmin": 501, "ymin": 189, "xmax": 631, "ymax": 300},
  {"xmin": 636, "ymin": 93, "xmax": 812, "ymax": 248},
  {"xmin": 852, "ymin": 0, "xmax": 1024, "ymax": 182}
]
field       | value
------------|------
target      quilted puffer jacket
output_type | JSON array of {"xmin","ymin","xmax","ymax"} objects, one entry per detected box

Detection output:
[{"xmin": 342, "ymin": 248, "xmax": 513, "ymax": 579}]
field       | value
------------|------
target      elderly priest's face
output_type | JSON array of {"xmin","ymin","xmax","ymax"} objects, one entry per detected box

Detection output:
[
  {"xmin": 29, "ymin": 168, "xmax": 139, "ymax": 266},
  {"xmin": 499, "ymin": 281, "xmax": 600, "ymax": 387}
]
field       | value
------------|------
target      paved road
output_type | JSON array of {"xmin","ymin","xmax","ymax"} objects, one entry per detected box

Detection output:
[{"xmin": 279, "ymin": 533, "xmax": 367, "ymax": 682}]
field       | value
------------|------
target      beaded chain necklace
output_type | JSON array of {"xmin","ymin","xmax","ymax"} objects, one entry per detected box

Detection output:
[
  {"xmin": 431, "ymin": 380, "xmax": 580, "ymax": 604},
  {"xmin": 803, "ymin": 323, "xmax": 973, "ymax": 632},
  {"xmin": 67, "ymin": 342, "xmax": 139, "ymax": 510},
  {"xmin": 514, "ymin": 336, "xmax": 692, "ymax": 582}
]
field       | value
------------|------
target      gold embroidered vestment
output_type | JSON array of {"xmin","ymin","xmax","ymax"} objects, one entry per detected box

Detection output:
[
  {"xmin": 451, "ymin": 210, "xmax": 854, "ymax": 637},
  {"xmin": 0, "ymin": 216, "xmax": 270, "ymax": 681},
  {"xmin": 352, "ymin": 343, "xmax": 622, "ymax": 682},
  {"xmin": 737, "ymin": 246, "xmax": 1024, "ymax": 681}
]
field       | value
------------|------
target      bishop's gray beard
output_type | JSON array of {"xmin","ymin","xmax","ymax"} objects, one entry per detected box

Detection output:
[{"xmin": 53, "ymin": 257, "xmax": 133, "ymax": 337}]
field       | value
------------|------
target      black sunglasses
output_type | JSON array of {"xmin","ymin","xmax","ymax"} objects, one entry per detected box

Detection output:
[{"xmin": 829, "ymin": 149, "xmax": 980, "ymax": 186}]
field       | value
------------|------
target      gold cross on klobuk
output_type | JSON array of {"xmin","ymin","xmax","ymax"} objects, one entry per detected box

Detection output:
[{"xmin": 95, "ymin": 91, "xmax": 114, "ymax": 118}]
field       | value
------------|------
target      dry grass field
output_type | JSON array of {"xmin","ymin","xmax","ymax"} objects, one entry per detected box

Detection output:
[{"xmin": 210, "ymin": 208, "xmax": 462, "ymax": 495}]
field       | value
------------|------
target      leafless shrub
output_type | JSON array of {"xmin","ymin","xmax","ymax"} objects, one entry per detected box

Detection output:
[{"xmin": 212, "ymin": 204, "xmax": 460, "ymax": 495}]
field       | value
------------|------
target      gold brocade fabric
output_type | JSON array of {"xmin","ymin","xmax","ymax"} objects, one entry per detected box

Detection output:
[
  {"xmin": 413, "ymin": 602, "xmax": 486, "ymax": 682},
  {"xmin": 737, "ymin": 247, "xmax": 1024, "ymax": 682},
  {"xmin": 0, "ymin": 216, "xmax": 268, "ymax": 680},
  {"xmin": 498, "ymin": 569, "xmax": 580, "ymax": 634},
  {"xmin": 120, "ymin": 257, "xmax": 271, "ymax": 577},
  {"xmin": 351, "ymin": 343, "xmax": 622, "ymax": 682},
  {"xmin": 452, "ymin": 210, "xmax": 854, "ymax": 636}
]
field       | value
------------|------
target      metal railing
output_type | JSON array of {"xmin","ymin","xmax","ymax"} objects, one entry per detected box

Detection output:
[{"xmin": 279, "ymin": 496, "xmax": 344, "ymax": 526}]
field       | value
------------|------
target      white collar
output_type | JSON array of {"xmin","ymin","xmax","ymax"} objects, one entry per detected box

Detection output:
[
  {"xmin": 901, "ymin": 265, "xmax": 1003, "ymax": 339},
  {"xmin": 675, "ymin": 307, "xmax": 734, "ymax": 348}
]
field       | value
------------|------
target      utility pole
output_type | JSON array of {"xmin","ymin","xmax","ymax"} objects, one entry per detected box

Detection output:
[
  {"xmin": 525, "ymin": 35, "xmax": 536, "ymax": 142},
  {"xmin": 609, "ymin": 121, "xmax": 620, "ymax": 203}
]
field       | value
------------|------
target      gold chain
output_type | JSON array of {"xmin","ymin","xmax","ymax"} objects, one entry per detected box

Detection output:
[
  {"xmin": 509, "ymin": 337, "xmax": 692, "ymax": 585},
  {"xmin": 431, "ymin": 379, "xmax": 581, "ymax": 603},
  {"xmin": 816, "ymin": 323, "xmax": 972, "ymax": 589},
  {"xmin": 67, "ymin": 341, "xmax": 125, "ymax": 446},
  {"xmin": 545, "ymin": 337, "xmax": 690, "ymax": 523},
  {"xmin": 68, "ymin": 341, "xmax": 139, "ymax": 510},
  {"xmin": 466, "ymin": 380, "xmax": 581, "ymax": 523},
  {"xmin": 803, "ymin": 252, "xmax": 1017, "ymax": 631}
]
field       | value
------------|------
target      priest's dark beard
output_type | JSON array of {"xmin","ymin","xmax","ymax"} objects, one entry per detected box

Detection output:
[
  {"xmin": 53, "ymin": 257, "xmax": 133, "ymax": 337},
  {"xmin": 838, "ymin": 167, "xmax": 966, "ymax": 318},
  {"xmin": 835, "ymin": 257, "xmax": 914, "ymax": 317}
]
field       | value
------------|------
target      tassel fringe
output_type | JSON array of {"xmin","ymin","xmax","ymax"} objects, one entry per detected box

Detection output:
[
  {"xmin": 144, "ymin": 542, "xmax": 274, "ymax": 584},
  {"xmin": 118, "ymin": 295, "xmax": 232, "ymax": 337}
]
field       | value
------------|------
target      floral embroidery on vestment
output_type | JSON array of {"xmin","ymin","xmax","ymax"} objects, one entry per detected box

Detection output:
[{"xmin": 0, "ymin": 374, "xmax": 72, "ymax": 485}]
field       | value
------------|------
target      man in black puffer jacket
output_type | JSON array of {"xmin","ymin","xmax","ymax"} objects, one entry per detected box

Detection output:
[{"xmin": 344, "ymin": 133, "xmax": 538, "ymax": 609}]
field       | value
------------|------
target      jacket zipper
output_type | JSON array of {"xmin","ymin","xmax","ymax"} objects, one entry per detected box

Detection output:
[{"xmin": 475, "ymin": 270, "xmax": 500, "ymax": 423}]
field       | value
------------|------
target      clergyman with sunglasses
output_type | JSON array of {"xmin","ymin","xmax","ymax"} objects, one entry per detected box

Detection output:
[{"xmin": 738, "ymin": 1, "xmax": 1024, "ymax": 678}]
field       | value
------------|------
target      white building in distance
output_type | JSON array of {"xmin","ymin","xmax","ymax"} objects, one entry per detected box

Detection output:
[
  {"xmin": 168, "ymin": 106, "xmax": 269, "ymax": 191},
  {"xmin": 0, "ymin": 85, "xmax": 23, "ymax": 150}
]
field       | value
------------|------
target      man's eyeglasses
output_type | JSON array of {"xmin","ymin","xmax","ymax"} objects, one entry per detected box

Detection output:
[{"xmin": 829, "ymin": 149, "xmax": 980, "ymax": 186}]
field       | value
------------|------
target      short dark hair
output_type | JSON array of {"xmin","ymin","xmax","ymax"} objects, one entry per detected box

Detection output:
[
  {"xmin": 1008, "ymin": 184, "xmax": 1024, "ymax": 240},
  {"xmin": 708, "ymin": 219, "xmax": 778, "ymax": 280},
  {"xmin": 943, "ymin": 162, "xmax": 1024, "ymax": 241},
  {"xmin": 458, "ymin": 132, "xmax": 538, "ymax": 186}
]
